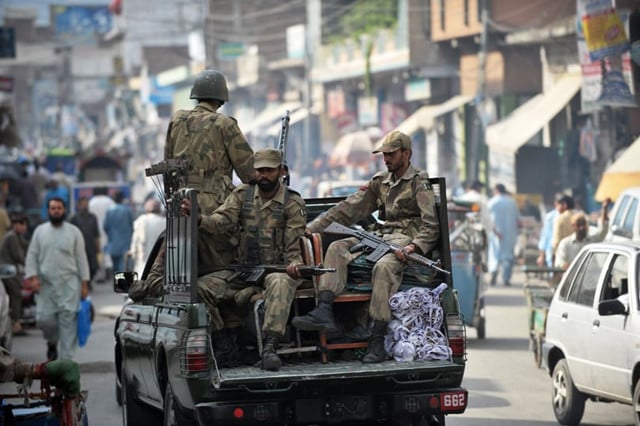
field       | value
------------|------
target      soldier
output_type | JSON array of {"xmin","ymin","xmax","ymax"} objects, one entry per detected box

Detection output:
[
  {"xmin": 292, "ymin": 130, "xmax": 440, "ymax": 363},
  {"xmin": 181, "ymin": 149, "xmax": 307, "ymax": 371},
  {"xmin": 165, "ymin": 69, "xmax": 255, "ymax": 268}
]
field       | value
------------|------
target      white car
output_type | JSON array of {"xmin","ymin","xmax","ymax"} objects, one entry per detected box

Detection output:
[
  {"xmin": 605, "ymin": 187, "xmax": 640, "ymax": 242},
  {"xmin": 542, "ymin": 241, "xmax": 640, "ymax": 425}
]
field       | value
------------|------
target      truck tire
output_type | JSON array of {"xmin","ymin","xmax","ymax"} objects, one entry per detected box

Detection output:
[
  {"xmin": 163, "ymin": 382, "xmax": 192, "ymax": 426},
  {"xmin": 551, "ymin": 359, "xmax": 585, "ymax": 425},
  {"xmin": 121, "ymin": 368, "xmax": 158, "ymax": 426}
]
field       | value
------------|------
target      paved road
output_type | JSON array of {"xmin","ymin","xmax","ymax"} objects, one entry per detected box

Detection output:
[{"xmin": 1, "ymin": 271, "xmax": 635, "ymax": 425}]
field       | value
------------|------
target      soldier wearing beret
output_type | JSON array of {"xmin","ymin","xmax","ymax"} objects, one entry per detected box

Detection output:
[
  {"xmin": 292, "ymin": 130, "xmax": 440, "ymax": 363},
  {"xmin": 181, "ymin": 149, "xmax": 307, "ymax": 371},
  {"xmin": 165, "ymin": 69, "xmax": 255, "ymax": 269}
]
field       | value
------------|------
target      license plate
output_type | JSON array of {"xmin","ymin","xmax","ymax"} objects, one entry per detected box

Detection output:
[{"xmin": 440, "ymin": 391, "xmax": 467, "ymax": 411}]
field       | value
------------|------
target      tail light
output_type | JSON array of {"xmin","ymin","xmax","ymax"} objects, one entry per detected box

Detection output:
[
  {"xmin": 445, "ymin": 314, "xmax": 466, "ymax": 359},
  {"xmin": 180, "ymin": 329, "xmax": 209, "ymax": 374}
]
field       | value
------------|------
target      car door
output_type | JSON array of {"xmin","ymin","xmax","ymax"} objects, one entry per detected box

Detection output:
[
  {"xmin": 549, "ymin": 250, "xmax": 609, "ymax": 388},
  {"xmin": 588, "ymin": 251, "xmax": 634, "ymax": 401}
]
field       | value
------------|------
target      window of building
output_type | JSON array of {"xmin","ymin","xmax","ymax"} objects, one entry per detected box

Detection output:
[
  {"xmin": 439, "ymin": 0, "xmax": 445, "ymax": 31},
  {"xmin": 464, "ymin": 0, "xmax": 470, "ymax": 26}
]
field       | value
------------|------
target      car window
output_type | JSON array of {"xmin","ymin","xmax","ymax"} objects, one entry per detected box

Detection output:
[
  {"xmin": 622, "ymin": 198, "xmax": 638, "ymax": 234},
  {"xmin": 612, "ymin": 195, "xmax": 630, "ymax": 229},
  {"xmin": 599, "ymin": 254, "xmax": 628, "ymax": 302},
  {"xmin": 566, "ymin": 251, "xmax": 608, "ymax": 306},
  {"xmin": 558, "ymin": 250, "xmax": 587, "ymax": 301}
]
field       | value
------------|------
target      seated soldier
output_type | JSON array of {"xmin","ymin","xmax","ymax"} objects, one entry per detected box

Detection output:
[{"xmin": 292, "ymin": 131, "xmax": 440, "ymax": 364}]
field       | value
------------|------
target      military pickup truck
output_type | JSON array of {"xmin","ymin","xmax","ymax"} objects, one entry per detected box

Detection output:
[{"xmin": 113, "ymin": 175, "xmax": 468, "ymax": 426}]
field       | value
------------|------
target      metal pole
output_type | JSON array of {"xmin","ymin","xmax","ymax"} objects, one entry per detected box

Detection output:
[{"xmin": 469, "ymin": 3, "xmax": 488, "ymax": 183}]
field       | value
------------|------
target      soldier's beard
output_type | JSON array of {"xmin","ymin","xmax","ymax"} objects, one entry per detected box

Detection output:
[{"xmin": 257, "ymin": 178, "xmax": 279, "ymax": 192}]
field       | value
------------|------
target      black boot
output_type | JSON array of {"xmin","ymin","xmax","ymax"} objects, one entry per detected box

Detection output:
[
  {"xmin": 261, "ymin": 334, "xmax": 281, "ymax": 371},
  {"xmin": 291, "ymin": 291, "xmax": 338, "ymax": 332},
  {"xmin": 362, "ymin": 321, "xmax": 388, "ymax": 364},
  {"xmin": 211, "ymin": 329, "xmax": 239, "ymax": 368}
]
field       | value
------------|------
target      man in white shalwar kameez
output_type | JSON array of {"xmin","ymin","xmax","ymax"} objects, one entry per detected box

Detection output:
[
  {"xmin": 25, "ymin": 197, "xmax": 90, "ymax": 361},
  {"xmin": 487, "ymin": 183, "xmax": 520, "ymax": 286}
]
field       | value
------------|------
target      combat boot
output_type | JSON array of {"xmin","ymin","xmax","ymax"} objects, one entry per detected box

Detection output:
[
  {"xmin": 362, "ymin": 321, "xmax": 388, "ymax": 364},
  {"xmin": 211, "ymin": 329, "xmax": 239, "ymax": 368},
  {"xmin": 291, "ymin": 291, "xmax": 338, "ymax": 332},
  {"xmin": 261, "ymin": 334, "xmax": 281, "ymax": 371}
]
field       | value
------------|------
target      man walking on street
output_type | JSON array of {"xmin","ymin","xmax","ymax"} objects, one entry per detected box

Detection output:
[
  {"xmin": 25, "ymin": 198, "xmax": 90, "ymax": 360},
  {"xmin": 487, "ymin": 183, "xmax": 520, "ymax": 286},
  {"xmin": 103, "ymin": 191, "xmax": 134, "ymax": 273},
  {"xmin": 128, "ymin": 198, "xmax": 165, "ymax": 275},
  {"xmin": 165, "ymin": 69, "xmax": 254, "ymax": 269},
  {"xmin": 181, "ymin": 149, "xmax": 306, "ymax": 371},
  {"xmin": 70, "ymin": 196, "xmax": 101, "ymax": 286},
  {"xmin": 292, "ymin": 130, "xmax": 440, "ymax": 364},
  {"xmin": 0, "ymin": 213, "xmax": 30, "ymax": 335}
]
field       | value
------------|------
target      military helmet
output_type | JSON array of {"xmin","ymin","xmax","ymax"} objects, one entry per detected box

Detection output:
[{"xmin": 189, "ymin": 69, "xmax": 229, "ymax": 102}]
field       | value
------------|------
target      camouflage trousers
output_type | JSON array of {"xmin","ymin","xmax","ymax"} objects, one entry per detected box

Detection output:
[
  {"xmin": 318, "ymin": 234, "xmax": 411, "ymax": 322},
  {"xmin": 198, "ymin": 270, "xmax": 301, "ymax": 337}
]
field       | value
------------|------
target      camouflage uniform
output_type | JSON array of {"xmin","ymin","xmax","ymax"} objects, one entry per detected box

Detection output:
[
  {"xmin": 307, "ymin": 164, "xmax": 439, "ymax": 321},
  {"xmin": 165, "ymin": 102, "xmax": 255, "ymax": 267},
  {"xmin": 197, "ymin": 183, "xmax": 307, "ymax": 337}
]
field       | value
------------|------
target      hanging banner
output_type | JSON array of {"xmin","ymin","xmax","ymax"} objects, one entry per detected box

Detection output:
[{"xmin": 580, "ymin": 0, "xmax": 629, "ymax": 61}]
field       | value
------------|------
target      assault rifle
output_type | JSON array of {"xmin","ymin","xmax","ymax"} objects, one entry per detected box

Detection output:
[
  {"xmin": 201, "ymin": 264, "xmax": 335, "ymax": 285},
  {"xmin": 323, "ymin": 222, "xmax": 451, "ymax": 275},
  {"xmin": 277, "ymin": 110, "xmax": 291, "ymax": 186}
]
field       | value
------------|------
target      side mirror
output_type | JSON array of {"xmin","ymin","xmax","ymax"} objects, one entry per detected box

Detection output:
[
  {"xmin": 598, "ymin": 298, "xmax": 627, "ymax": 316},
  {"xmin": 0, "ymin": 264, "xmax": 17, "ymax": 279},
  {"xmin": 114, "ymin": 271, "xmax": 138, "ymax": 293}
]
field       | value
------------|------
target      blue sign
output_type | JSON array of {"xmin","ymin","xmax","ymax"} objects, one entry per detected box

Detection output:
[
  {"xmin": 53, "ymin": 6, "xmax": 112, "ymax": 37},
  {"xmin": 149, "ymin": 77, "xmax": 175, "ymax": 105}
]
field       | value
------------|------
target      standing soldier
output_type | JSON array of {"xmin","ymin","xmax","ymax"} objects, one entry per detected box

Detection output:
[{"xmin": 165, "ymin": 69, "xmax": 255, "ymax": 268}]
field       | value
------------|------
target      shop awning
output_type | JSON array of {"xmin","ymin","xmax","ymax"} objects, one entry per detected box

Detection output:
[
  {"xmin": 595, "ymin": 136, "xmax": 640, "ymax": 201},
  {"xmin": 395, "ymin": 95, "xmax": 472, "ymax": 136},
  {"xmin": 243, "ymin": 101, "xmax": 302, "ymax": 137},
  {"xmin": 486, "ymin": 73, "xmax": 582, "ymax": 154}
]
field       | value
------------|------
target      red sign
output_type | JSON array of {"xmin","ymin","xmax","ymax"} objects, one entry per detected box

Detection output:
[{"xmin": 0, "ymin": 76, "xmax": 14, "ymax": 92}]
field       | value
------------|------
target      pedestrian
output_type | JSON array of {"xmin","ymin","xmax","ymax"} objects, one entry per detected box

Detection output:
[
  {"xmin": 487, "ymin": 183, "xmax": 520, "ymax": 287},
  {"xmin": 454, "ymin": 180, "xmax": 493, "ymax": 233},
  {"xmin": 165, "ymin": 68, "xmax": 254, "ymax": 269},
  {"xmin": 128, "ymin": 198, "xmax": 165, "ymax": 275},
  {"xmin": 88, "ymin": 187, "xmax": 115, "ymax": 281},
  {"xmin": 103, "ymin": 190, "xmax": 134, "ymax": 273},
  {"xmin": 291, "ymin": 130, "xmax": 440, "ymax": 364},
  {"xmin": 70, "ymin": 196, "xmax": 101, "ymax": 286},
  {"xmin": 181, "ymin": 148, "xmax": 307, "ymax": 371},
  {"xmin": 536, "ymin": 193, "xmax": 563, "ymax": 268},
  {"xmin": 24, "ymin": 197, "xmax": 90, "ymax": 360},
  {"xmin": 555, "ymin": 199, "xmax": 611, "ymax": 270},
  {"xmin": 551, "ymin": 194, "xmax": 578, "ymax": 257},
  {"xmin": 0, "ymin": 213, "xmax": 29, "ymax": 335},
  {"xmin": 40, "ymin": 179, "xmax": 69, "ymax": 221}
]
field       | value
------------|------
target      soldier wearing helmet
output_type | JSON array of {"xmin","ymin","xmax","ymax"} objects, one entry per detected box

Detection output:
[{"xmin": 165, "ymin": 69, "xmax": 255, "ymax": 268}]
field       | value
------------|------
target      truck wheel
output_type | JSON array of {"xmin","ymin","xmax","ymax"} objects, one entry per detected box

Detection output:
[
  {"xmin": 121, "ymin": 368, "xmax": 158, "ymax": 426},
  {"xmin": 551, "ymin": 359, "xmax": 585, "ymax": 425},
  {"xmin": 163, "ymin": 382, "xmax": 191, "ymax": 426}
]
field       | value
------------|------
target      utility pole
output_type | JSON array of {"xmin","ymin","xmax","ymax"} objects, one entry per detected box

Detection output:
[
  {"xmin": 303, "ymin": 0, "xmax": 320, "ymax": 172},
  {"xmin": 469, "ymin": 1, "xmax": 488, "ymax": 183}
]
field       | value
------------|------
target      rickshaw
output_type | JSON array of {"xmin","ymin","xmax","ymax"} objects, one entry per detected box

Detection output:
[{"xmin": 448, "ymin": 201, "xmax": 487, "ymax": 339}]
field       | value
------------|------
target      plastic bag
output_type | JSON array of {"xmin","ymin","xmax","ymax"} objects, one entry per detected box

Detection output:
[{"xmin": 77, "ymin": 298, "xmax": 92, "ymax": 347}]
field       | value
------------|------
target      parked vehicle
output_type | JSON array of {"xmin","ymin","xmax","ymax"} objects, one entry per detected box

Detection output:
[
  {"xmin": 542, "ymin": 240, "xmax": 640, "ymax": 425},
  {"xmin": 605, "ymin": 187, "xmax": 640, "ymax": 242},
  {"xmin": 113, "ymin": 176, "xmax": 468, "ymax": 426}
]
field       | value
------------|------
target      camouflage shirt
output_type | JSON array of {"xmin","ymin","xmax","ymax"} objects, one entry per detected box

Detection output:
[
  {"xmin": 164, "ymin": 102, "xmax": 255, "ymax": 212},
  {"xmin": 200, "ymin": 183, "xmax": 307, "ymax": 265},
  {"xmin": 308, "ymin": 164, "xmax": 440, "ymax": 255}
]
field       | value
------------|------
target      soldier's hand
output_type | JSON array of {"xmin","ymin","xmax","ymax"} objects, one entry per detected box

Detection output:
[
  {"xmin": 286, "ymin": 263, "xmax": 303, "ymax": 279},
  {"xmin": 395, "ymin": 244, "xmax": 416, "ymax": 263},
  {"xmin": 181, "ymin": 198, "xmax": 192, "ymax": 216}
]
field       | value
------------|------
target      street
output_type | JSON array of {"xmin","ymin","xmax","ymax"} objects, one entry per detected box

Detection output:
[{"xmin": 0, "ymin": 272, "xmax": 635, "ymax": 426}]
